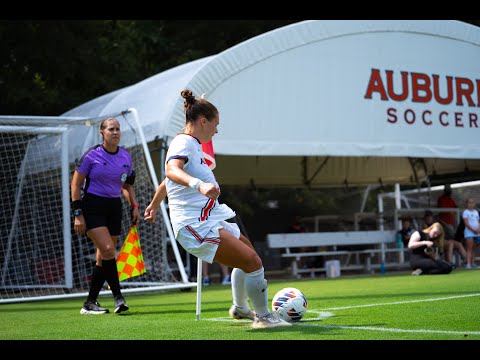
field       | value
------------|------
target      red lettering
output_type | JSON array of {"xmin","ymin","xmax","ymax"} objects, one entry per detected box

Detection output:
[
  {"xmin": 365, "ymin": 69, "xmax": 388, "ymax": 100},
  {"xmin": 455, "ymin": 77, "xmax": 475, "ymax": 106},
  {"xmin": 455, "ymin": 112, "xmax": 464, "ymax": 127},
  {"xmin": 411, "ymin": 73, "xmax": 432, "ymax": 103},
  {"xmin": 422, "ymin": 110, "xmax": 432, "ymax": 125},
  {"xmin": 477, "ymin": 80, "xmax": 480, "ymax": 107},
  {"xmin": 439, "ymin": 111, "xmax": 449, "ymax": 126},
  {"xmin": 404, "ymin": 109, "xmax": 415, "ymax": 124},
  {"xmin": 386, "ymin": 70, "xmax": 409, "ymax": 101},
  {"xmin": 387, "ymin": 108, "xmax": 397, "ymax": 123},
  {"xmin": 469, "ymin": 113, "xmax": 478, "ymax": 128},
  {"xmin": 432, "ymin": 75, "xmax": 453, "ymax": 105}
]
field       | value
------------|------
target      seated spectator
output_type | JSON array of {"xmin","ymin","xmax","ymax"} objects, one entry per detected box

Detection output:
[
  {"xmin": 422, "ymin": 210, "xmax": 434, "ymax": 229},
  {"xmin": 397, "ymin": 217, "xmax": 413, "ymax": 247},
  {"xmin": 408, "ymin": 222, "xmax": 453, "ymax": 275}
]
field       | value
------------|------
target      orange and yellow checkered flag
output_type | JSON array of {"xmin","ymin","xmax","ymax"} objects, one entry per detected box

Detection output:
[{"xmin": 116, "ymin": 225, "xmax": 146, "ymax": 281}]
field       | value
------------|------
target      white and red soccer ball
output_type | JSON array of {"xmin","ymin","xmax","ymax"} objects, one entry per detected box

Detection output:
[{"xmin": 272, "ymin": 287, "xmax": 308, "ymax": 322}]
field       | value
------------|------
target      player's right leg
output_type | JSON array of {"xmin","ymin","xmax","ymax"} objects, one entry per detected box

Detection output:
[
  {"xmin": 215, "ymin": 230, "xmax": 291, "ymax": 329},
  {"xmin": 229, "ymin": 268, "xmax": 254, "ymax": 320}
]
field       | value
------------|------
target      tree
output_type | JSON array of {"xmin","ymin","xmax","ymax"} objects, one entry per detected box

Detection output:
[{"xmin": 0, "ymin": 20, "xmax": 299, "ymax": 115}]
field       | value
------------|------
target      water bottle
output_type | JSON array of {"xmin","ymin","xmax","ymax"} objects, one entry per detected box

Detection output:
[
  {"xmin": 396, "ymin": 232, "xmax": 403, "ymax": 248},
  {"xmin": 380, "ymin": 262, "xmax": 386, "ymax": 274}
]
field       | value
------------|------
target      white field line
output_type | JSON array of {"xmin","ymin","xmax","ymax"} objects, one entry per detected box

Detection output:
[
  {"xmin": 321, "ymin": 292, "xmax": 480, "ymax": 311},
  {"xmin": 296, "ymin": 322, "xmax": 480, "ymax": 336},
  {"xmin": 207, "ymin": 293, "xmax": 480, "ymax": 335}
]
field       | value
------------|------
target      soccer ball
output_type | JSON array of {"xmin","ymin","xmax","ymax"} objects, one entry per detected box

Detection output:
[{"xmin": 271, "ymin": 287, "xmax": 308, "ymax": 322}]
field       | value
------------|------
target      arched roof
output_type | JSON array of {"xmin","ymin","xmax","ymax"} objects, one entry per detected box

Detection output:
[{"xmin": 63, "ymin": 20, "xmax": 480, "ymax": 186}]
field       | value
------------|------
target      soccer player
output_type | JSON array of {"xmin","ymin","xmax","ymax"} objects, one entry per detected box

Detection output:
[
  {"xmin": 144, "ymin": 90, "xmax": 291, "ymax": 329},
  {"xmin": 71, "ymin": 117, "xmax": 141, "ymax": 314}
]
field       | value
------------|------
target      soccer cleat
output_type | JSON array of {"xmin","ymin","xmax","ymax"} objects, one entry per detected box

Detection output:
[
  {"xmin": 229, "ymin": 305, "xmax": 255, "ymax": 320},
  {"xmin": 222, "ymin": 276, "xmax": 231, "ymax": 285},
  {"xmin": 114, "ymin": 296, "xmax": 129, "ymax": 314},
  {"xmin": 411, "ymin": 268, "xmax": 423, "ymax": 276},
  {"xmin": 252, "ymin": 312, "xmax": 292, "ymax": 329},
  {"xmin": 80, "ymin": 300, "xmax": 109, "ymax": 315}
]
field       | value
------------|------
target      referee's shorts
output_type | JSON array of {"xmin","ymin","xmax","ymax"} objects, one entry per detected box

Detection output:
[
  {"xmin": 176, "ymin": 220, "xmax": 241, "ymax": 264},
  {"xmin": 82, "ymin": 193, "xmax": 122, "ymax": 236}
]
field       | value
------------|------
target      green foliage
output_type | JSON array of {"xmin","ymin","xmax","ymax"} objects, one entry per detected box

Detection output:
[{"xmin": 0, "ymin": 20, "xmax": 300, "ymax": 116}]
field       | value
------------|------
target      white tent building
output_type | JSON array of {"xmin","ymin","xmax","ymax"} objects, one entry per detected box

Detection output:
[{"xmin": 63, "ymin": 20, "xmax": 480, "ymax": 188}]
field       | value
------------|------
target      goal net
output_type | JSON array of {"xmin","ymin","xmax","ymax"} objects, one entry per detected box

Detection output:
[{"xmin": 0, "ymin": 110, "xmax": 195, "ymax": 303}]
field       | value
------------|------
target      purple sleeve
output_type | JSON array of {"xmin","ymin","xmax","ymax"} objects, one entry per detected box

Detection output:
[{"xmin": 76, "ymin": 152, "xmax": 92, "ymax": 176}]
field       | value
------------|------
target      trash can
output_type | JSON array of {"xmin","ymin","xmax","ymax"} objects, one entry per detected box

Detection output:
[{"xmin": 325, "ymin": 260, "xmax": 341, "ymax": 278}]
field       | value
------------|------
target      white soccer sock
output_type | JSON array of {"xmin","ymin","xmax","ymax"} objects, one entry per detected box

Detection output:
[
  {"xmin": 244, "ymin": 267, "xmax": 269, "ymax": 317},
  {"xmin": 231, "ymin": 268, "xmax": 250, "ymax": 310}
]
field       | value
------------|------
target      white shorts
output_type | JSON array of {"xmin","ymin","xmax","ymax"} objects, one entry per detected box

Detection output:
[{"xmin": 176, "ymin": 220, "xmax": 241, "ymax": 264}]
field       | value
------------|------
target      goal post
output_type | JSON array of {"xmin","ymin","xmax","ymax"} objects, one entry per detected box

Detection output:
[{"xmin": 0, "ymin": 110, "xmax": 196, "ymax": 304}]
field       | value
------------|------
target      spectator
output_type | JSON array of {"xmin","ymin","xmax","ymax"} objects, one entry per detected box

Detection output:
[
  {"xmin": 288, "ymin": 215, "xmax": 306, "ymax": 234},
  {"xmin": 408, "ymin": 222, "xmax": 453, "ymax": 275},
  {"xmin": 202, "ymin": 262, "xmax": 231, "ymax": 286},
  {"xmin": 426, "ymin": 208, "xmax": 467, "ymax": 265},
  {"xmin": 422, "ymin": 210, "xmax": 434, "ymax": 229},
  {"xmin": 397, "ymin": 217, "xmax": 413, "ymax": 247},
  {"xmin": 462, "ymin": 198, "xmax": 479, "ymax": 269},
  {"xmin": 437, "ymin": 184, "xmax": 457, "ymax": 241}
]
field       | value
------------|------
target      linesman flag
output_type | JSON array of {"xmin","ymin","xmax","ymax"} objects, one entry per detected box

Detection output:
[
  {"xmin": 116, "ymin": 225, "xmax": 146, "ymax": 281},
  {"xmin": 202, "ymin": 140, "xmax": 216, "ymax": 170}
]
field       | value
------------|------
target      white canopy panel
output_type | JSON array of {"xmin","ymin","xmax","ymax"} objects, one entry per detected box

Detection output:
[
  {"xmin": 176, "ymin": 20, "xmax": 480, "ymax": 159},
  {"xmin": 61, "ymin": 20, "xmax": 480, "ymax": 186}
]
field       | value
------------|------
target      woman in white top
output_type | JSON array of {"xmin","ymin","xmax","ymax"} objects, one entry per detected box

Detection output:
[
  {"xmin": 144, "ymin": 90, "xmax": 290, "ymax": 329},
  {"xmin": 463, "ymin": 198, "xmax": 479, "ymax": 268}
]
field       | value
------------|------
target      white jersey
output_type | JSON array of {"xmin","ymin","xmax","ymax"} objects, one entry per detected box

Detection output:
[{"xmin": 165, "ymin": 133, "xmax": 235, "ymax": 236}]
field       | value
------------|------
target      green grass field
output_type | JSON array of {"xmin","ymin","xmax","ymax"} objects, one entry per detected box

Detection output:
[{"xmin": 1, "ymin": 269, "xmax": 479, "ymax": 341}]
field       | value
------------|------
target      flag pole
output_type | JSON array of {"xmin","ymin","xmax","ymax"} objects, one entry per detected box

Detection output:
[
  {"xmin": 195, "ymin": 139, "xmax": 216, "ymax": 320},
  {"xmin": 196, "ymin": 258, "xmax": 202, "ymax": 320}
]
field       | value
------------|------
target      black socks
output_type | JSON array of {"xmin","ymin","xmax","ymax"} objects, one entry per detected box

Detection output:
[
  {"xmin": 102, "ymin": 258, "xmax": 122, "ymax": 298},
  {"xmin": 86, "ymin": 265, "xmax": 106, "ymax": 303}
]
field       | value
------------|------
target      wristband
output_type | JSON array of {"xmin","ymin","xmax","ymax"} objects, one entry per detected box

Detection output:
[
  {"xmin": 188, "ymin": 178, "xmax": 202, "ymax": 190},
  {"xmin": 132, "ymin": 204, "xmax": 140, "ymax": 209},
  {"xmin": 71, "ymin": 200, "xmax": 82, "ymax": 211}
]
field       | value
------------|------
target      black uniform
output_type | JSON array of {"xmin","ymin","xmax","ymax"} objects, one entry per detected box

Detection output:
[{"xmin": 410, "ymin": 231, "xmax": 453, "ymax": 275}]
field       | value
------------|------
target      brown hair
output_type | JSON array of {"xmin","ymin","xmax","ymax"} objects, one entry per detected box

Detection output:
[
  {"xmin": 180, "ymin": 89, "xmax": 218, "ymax": 125},
  {"xmin": 422, "ymin": 222, "xmax": 445, "ymax": 249},
  {"xmin": 99, "ymin": 117, "xmax": 118, "ymax": 130}
]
